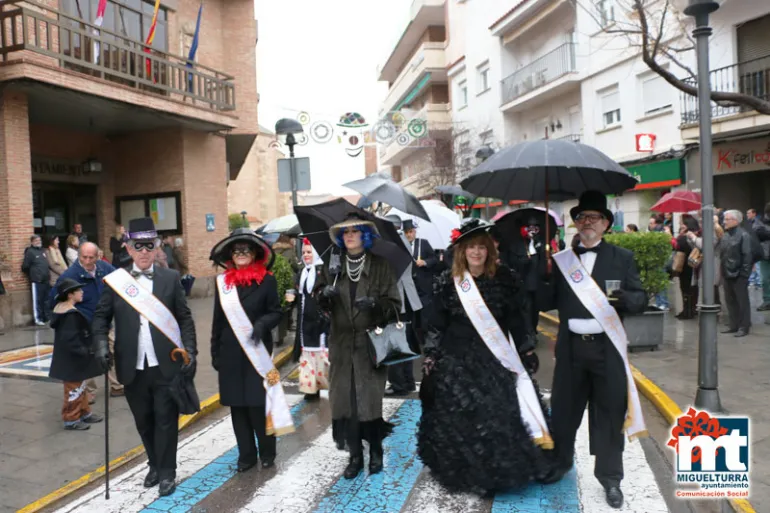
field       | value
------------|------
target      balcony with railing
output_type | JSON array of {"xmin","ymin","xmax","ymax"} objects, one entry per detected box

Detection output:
[
  {"xmin": 500, "ymin": 43, "xmax": 577, "ymax": 111},
  {"xmin": 680, "ymin": 54, "xmax": 770, "ymax": 127},
  {"xmin": 0, "ymin": 0, "xmax": 235, "ymax": 114}
]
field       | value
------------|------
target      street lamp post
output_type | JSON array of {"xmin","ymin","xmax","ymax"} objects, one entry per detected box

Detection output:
[
  {"xmin": 685, "ymin": 0, "xmax": 722, "ymax": 413},
  {"xmin": 475, "ymin": 146, "xmax": 495, "ymax": 220},
  {"xmin": 275, "ymin": 118, "xmax": 305, "ymax": 261}
]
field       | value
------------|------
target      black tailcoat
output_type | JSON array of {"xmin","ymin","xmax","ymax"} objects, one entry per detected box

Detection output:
[{"xmin": 210, "ymin": 275, "xmax": 282, "ymax": 407}]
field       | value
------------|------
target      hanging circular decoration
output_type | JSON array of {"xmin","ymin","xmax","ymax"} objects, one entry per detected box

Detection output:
[
  {"xmin": 310, "ymin": 121, "xmax": 334, "ymax": 144},
  {"xmin": 391, "ymin": 112, "xmax": 406, "ymax": 127},
  {"xmin": 408, "ymin": 119, "xmax": 427, "ymax": 138},
  {"xmin": 373, "ymin": 120, "xmax": 396, "ymax": 144},
  {"xmin": 396, "ymin": 133, "xmax": 411, "ymax": 146},
  {"xmin": 296, "ymin": 111, "xmax": 311, "ymax": 125},
  {"xmin": 296, "ymin": 132, "xmax": 309, "ymax": 146}
]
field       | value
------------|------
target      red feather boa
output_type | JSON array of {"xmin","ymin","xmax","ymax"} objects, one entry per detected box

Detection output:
[{"xmin": 223, "ymin": 262, "xmax": 271, "ymax": 288}]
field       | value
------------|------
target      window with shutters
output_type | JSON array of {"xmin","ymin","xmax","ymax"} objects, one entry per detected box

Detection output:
[
  {"xmin": 599, "ymin": 87, "xmax": 621, "ymax": 128},
  {"xmin": 737, "ymin": 14, "xmax": 770, "ymax": 103},
  {"xmin": 641, "ymin": 75, "xmax": 673, "ymax": 115}
]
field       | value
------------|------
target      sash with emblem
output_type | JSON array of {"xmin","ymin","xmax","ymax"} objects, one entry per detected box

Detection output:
[
  {"xmin": 216, "ymin": 275, "xmax": 294, "ymax": 436},
  {"xmin": 552, "ymin": 249, "xmax": 647, "ymax": 440}
]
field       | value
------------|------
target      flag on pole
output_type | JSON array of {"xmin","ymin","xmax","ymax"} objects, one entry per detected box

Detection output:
[
  {"xmin": 92, "ymin": 0, "xmax": 107, "ymax": 64},
  {"xmin": 186, "ymin": 1, "xmax": 203, "ymax": 93},
  {"xmin": 144, "ymin": 0, "xmax": 162, "ymax": 80}
]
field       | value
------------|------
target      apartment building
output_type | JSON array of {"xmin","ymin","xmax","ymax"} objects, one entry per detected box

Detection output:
[{"xmin": 0, "ymin": 0, "xmax": 258, "ymax": 327}]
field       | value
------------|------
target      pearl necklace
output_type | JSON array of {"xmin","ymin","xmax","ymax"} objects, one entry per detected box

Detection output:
[{"xmin": 346, "ymin": 253, "xmax": 366, "ymax": 282}]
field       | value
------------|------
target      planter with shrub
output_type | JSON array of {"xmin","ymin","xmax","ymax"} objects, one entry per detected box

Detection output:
[
  {"xmin": 605, "ymin": 231, "xmax": 672, "ymax": 352},
  {"xmin": 270, "ymin": 253, "xmax": 295, "ymax": 346}
]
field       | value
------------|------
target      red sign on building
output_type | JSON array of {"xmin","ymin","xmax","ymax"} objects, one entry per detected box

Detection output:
[{"xmin": 636, "ymin": 133, "xmax": 656, "ymax": 152}]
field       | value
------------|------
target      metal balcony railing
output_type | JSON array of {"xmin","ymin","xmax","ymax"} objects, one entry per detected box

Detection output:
[
  {"xmin": 681, "ymin": 53, "xmax": 770, "ymax": 124},
  {"xmin": 501, "ymin": 43, "xmax": 577, "ymax": 105},
  {"xmin": 555, "ymin": 133, "xmax": 581, "ymax": 142},
  {"xmin": 0, "ymin": 0, "xmax": 235, "ymax": 111}
]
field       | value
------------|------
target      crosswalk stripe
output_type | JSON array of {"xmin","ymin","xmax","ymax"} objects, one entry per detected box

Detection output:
[{"xmin": 406, "ymin": 471, "xmax": 487, "ymax": 513}]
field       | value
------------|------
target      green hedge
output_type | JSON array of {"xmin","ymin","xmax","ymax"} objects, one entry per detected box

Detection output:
[
  {"xmin": 228, "ymin": 213, "xmax": 250, "ymax": 231},
  {"xmin": 271, "ymin": 254, "xmax": 295, "ymax": 308},
  {"xmin": 605, "ymin": 231, "xmax": 671, "ymax": 297}
]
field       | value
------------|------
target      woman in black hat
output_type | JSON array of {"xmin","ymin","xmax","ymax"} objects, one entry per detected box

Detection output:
[
  {"xmin": 317, "ymin": 213, "xmax": 401, "ymax": 479},
  {"xmin": 417, "ymin": 218, "xmax": 553, "ymax": 495},
  {"xmin": 49, "ymin": 278, "xmax": 104, "ymax": 430},
  {"xmin": 210, "ymin": 228, "xmax": 283, "ymax": 472}
]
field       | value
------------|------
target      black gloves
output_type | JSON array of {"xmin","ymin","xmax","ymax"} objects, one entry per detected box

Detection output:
[
  {"xmin": 320, "ymin": 285, "xmax": 339, "ymax": 299},
  {"xmin": 354, "ymin": 296, "xmax": 377, "ymax": 311},
  {"xmin": 610, "ymin": 289, "xmax": 627, "ymax": 311},
  {"xmin": 252, "ymin": 322, "xmax": 265, "ymax": 343},
  {"xmin": 93, "ymin": 338, "xmax": 111, "ymax": 374},
  {"xmin": 181, "ymin": 352, "xmax": 196, "ymax": 378},
  {"xmin": 521, "ymin": 351, "xmax": 539, "ymax": 374}
]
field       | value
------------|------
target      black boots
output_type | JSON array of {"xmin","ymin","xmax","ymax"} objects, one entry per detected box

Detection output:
[
  {"xmin": 342, "ymin": 439, "xmax": 383, "ymax": 478},
  {"xmin": 369, "ymin": 440, "xmax": 383, "ymax": 474},
  {"xmin": 343, "ymin": 454, "xmax": 364, "ymax": 479}
]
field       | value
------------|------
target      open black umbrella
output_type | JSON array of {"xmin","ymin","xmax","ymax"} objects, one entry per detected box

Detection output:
[
  {"xmin": 494, "ymin": 208, "xmax": 559, "ymax": 247},
  {"xmin": 344, "ymin": 175, "xmax": 430, "ymax": 222},
  {"xmin": 294, "ymin": 199, "xmax": 412, "ymax": 278}
]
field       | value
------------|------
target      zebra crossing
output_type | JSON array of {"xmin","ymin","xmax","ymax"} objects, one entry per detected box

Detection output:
[{"xmin": 52, "ymin": 394, "xmax": 670, "ymax": 513}]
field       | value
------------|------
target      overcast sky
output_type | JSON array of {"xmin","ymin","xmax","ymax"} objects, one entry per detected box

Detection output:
[{"xmin": 255, "ymin": 0, "xmax": 412, "ymax": 196}]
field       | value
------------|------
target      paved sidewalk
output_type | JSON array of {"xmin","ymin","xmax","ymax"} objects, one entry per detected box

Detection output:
[
  {"xmin": 0, "ymin": 297, "xmax": 292, "ymax": 513},
  {"xmin": 629, "ymin": 286, "xmax": 769, "ymax": 513}
]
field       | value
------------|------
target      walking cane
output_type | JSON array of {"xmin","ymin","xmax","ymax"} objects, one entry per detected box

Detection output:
[{"xmin": 104, "ymin": 370, "xmax": 110, "ymax": 500}]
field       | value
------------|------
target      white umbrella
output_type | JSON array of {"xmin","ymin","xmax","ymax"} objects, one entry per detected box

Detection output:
[
  {"xmin": 263, "ymin": 214, "xmax": 300, "ymax": 235},
  {"xmin": 389, "ymin": 200, "xmax": 460, "ymax": 250}
]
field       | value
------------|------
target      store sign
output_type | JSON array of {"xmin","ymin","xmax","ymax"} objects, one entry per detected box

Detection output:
[
  {"xmin": 716, "ymin": 141, "xmax": 770, "ymax": 173},
  {"xmin": 636, "ymin": 133, "xmax": 656, "ymax": 152},
  {"xmin": 30, "ymin": 157, "xmax": 102, "ymax": 184},
  {"xmin": 626, "ymin": 159, "xmax": 683, "ymax": 190}
]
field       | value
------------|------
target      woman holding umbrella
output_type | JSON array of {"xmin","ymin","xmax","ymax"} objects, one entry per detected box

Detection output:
[
  {"xmin": 210, "ymin": 228, "xmax": 285, "ymax": 473},
  {"xmin": 317, "ymin": 213, "xmax": 401, "ymax": 480},
  {"xmin": 417, "ymin": 219, "xmax": 552, "ymax": 495}
]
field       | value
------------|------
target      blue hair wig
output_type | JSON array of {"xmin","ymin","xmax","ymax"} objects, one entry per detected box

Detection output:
[{"xmin": 335, "ymin": 224, "xmax": 378, "ymax": 251}]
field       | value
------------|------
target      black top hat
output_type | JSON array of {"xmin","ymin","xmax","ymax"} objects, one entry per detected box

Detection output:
[
  {"xmin": 450, "ymin": 218, "xmax": 492, "ymax": 247},
  {"xmin": 56, "ymin": 278, "xmax": 84, "ymax": 302},
  {"xmin": 570, "ymin": 190, "xmax": 614, "ymax": 227},
  {"xmin": 127, "ymin": 217, "xmax": 158, "ymax": 240},
  {"xmin": 210, "ymin": 228, "xmax": 275, "ymax": 269},
  {"xmin": 402, "ymin": 219, "xmax": 416, "ymax": 232}
]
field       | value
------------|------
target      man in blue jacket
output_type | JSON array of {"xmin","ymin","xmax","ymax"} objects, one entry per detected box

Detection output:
[{"xmin": 51, "ymin": 242, "xmax": 123, "ymax": 396}]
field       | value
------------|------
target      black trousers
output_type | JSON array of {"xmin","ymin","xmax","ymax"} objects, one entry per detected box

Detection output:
[
  {"xmin": 32, "ymin": 281, "xmax": 50, "ymax": 323},
  {"xmin": 124, "ymin": 365, "xmax": 179, "ymax": 480},
  {"xmin": 724, "ymin": 276, "xmax": 751, "ymax": 331},
  {"xmin": 551, "ymin": 333, "xmax": 627, "ymax": 488},
  {"xmin": 528, "ymin": 291, "xmax": 539, "ymax": 332},
  {"xmin": 230, "ymin": 406, "xmax": 276, "ymax": 465}
]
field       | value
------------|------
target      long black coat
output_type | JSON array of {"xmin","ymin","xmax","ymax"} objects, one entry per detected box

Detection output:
[
  {"xmin": 49, "ymin": 306, "xmax": 102, "ymax": 382},
  {"xmin": 92, "ymin": 267, "xmax": 197, "ymax": 386},
  {"xmin": 409, "ymin": 238, "xmax": 437, "ymax": 300},
  {"xmin": 211, "ymin": 275, "xmax": 282, "ymax": 407},
  {"xmin": 292, "ymin": 266, "xmax": 327, "ymax": 362}
]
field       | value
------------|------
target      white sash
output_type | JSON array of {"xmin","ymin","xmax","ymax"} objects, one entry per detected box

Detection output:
[
  {"xmin": 216, "ymin": 275, "xmax": 295, "ymax": 436},
  {"xmin": 454, "ymin": 271, "xmax": 553, "ymax": 449},
  {"xmin": 103, "ymin": 268, "xmax": 183, "ymax": 350},
  {"xmin": 552, "ymin": 249, "xmax": 647, "ymax": 440}
]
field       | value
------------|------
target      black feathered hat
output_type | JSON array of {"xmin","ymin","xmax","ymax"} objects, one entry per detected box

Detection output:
[
  {"xmin": 210, "ymin": 228, "xmax": 275, "ymax": 269},
  {"xmin": 56, "ymin": 278, "xmax": 84, "ymax": 302},
  {"xmin": 450, "ymin": 218, "xmax": 492, "ymax": 247}
]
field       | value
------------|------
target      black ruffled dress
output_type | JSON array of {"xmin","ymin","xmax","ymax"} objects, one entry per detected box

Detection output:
[{"xmin": 417, "ymin": 266, "xmax": 554, "ymax": 494}]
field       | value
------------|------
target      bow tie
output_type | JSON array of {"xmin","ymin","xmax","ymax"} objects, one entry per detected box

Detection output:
[
  {"xmin": 575, "ymin": 246, "xmax": 600, "ymax": 255},
  {"xmin": 131, "ymin": 270, "xmax": 154, "ymax": 280}
]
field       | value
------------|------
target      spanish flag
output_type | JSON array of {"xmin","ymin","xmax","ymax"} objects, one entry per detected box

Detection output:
[{"xmin": 144, "ymin": 0, "xmax": 161, "ymax": 80}]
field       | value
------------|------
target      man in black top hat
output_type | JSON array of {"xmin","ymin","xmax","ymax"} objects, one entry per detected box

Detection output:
[
  {"xmin": 539, "ymin": 191, "xmax": 646, "ymax": 509},
  {"xmin": 93, "ymin": 217, "xmax": 197, "ymax": 497}
]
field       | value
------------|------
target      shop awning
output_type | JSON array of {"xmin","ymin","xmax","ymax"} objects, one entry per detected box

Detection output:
[
  {"xmin": 226, "ymin": 133, "xmax": 257, "ymax": 181},
  {"xmin": 394, "ymin": 73, "xmax": 432, "ymax": 112},
  {"xmin": 626, "ymin": 159, "xmax": 684, "ymax": 190}
]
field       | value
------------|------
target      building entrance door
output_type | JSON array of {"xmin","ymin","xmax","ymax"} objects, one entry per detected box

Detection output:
[{"xmin": 32, "ymin": 182, "xmax": 98, "ymax": 243}]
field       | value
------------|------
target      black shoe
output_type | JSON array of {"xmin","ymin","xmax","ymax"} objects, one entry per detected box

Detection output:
[
  {"xmin": 158, "ymin": 478, "xmax": 176, "ymax": 497},
  {"xmin": 721, "ymin": 328, "xmax": 738, "ymax": 334},
  {"xmin": 343, "ymin": 455, "xmax": 364, "ymax": 479},
  {"xmin": 757, "ymin": 304, "xmax": 770, "ymax": 311},
  {"xmin": 734, "ymin": 329, "xmax": 749, "ymax": 338},
  {"xmin": 369, "ymin": 443, "xmax": 383, "ymax": 474},
  {"xmin": 237, "ymin": 460, "xmax": 257, "ymax": 473},
  {"xmin": 537, "ymin": 465, "xmax": 570, "ymax": 484},
  {"xmin": 261, "ymin": 458, "xmax": 275, "ymax": 469},
  {"xmin": 143, "ymin": 468, "xmax": 159, "ymax": 488},
  {"xmin": 304, "ymin": 393, "xmax": 321, "ymax": 401},
  {"xmin": 385, "ymin": 388, "xmax": 408, "ymax": 397},
  {"xmin": 605, "ymin": 485, "xmax": 623, "ymax": 508}
]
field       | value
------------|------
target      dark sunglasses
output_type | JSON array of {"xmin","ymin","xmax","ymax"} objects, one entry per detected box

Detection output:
[
  {"xmin": 132, "ymin": 241, "xmax": 156, "ymax": 252},
  {"xmin": 232, "ymin": 247, "xmax": 254, "ymax": 256}
]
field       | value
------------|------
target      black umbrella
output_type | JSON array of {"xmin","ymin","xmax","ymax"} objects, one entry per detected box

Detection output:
[
  {"xmin": 344, "ymin": 175, "xmax": 430, "ymax": 222},
  {"xmin": 294, "ymin": 199, "xmax": 413, "ymax": 278},
  {"xmin": 494, "ymin": 208, "xmax": 559, "ymax": 247},
  {"xmin": 460, "ymin": 140, "xmax": 638, "ymax": 202}
]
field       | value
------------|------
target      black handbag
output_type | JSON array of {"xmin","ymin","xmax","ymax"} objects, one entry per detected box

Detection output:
[{"xmin": 366, "ymin": 308, "xmax": 419, "ymax": 368}]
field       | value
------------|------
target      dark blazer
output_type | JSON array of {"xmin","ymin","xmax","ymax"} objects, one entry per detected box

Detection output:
[
  {"xmin": 92, "ymin": 267, "xmax": 197, "ymax": 386},
  {"xmin": 49, "ymin": 307, "xmax": 102, "ymax": 382},
  {"xmin": 410, "ymin": 238, "xmax": 437, "ymax": 299},
  {"xmin": 210, "ymin": 275, "xmax": 282, "ymax": 407}
]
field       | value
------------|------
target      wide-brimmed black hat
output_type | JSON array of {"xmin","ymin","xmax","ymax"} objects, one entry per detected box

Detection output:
[
  {"xmin": 56, "ymin": 278, "xmax": 84, "ymax": 302},
  {"xmin": 210, "ymin": 228, "xmax": 275, "ymax": 269},
  {"xmin": 402, "ymin": 219, "xmax": 416, "ymax": 232},
  {"xmin": 450, "ymin": 218, "xmax": 492, "ymax": 247},
  {"xmin": 127, "ymin": 217, "xmax": 158, "ymax": 241},
  {"xmin": 570, "ymin": 190, "xmax": 614, "ymax": 227},
  {"xmin": 329, "ymin": 213, "xmax": 380, "ymax": 246}
]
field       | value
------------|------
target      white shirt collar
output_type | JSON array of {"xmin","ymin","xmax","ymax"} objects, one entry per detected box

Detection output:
[{"xmin": 132, "ymin": 264, "xmax": 155, "ymax": 273}]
